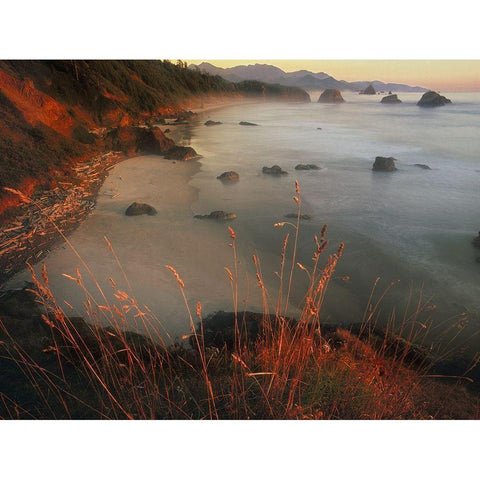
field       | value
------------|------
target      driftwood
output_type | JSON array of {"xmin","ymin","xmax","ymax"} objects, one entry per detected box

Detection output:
[{"xmin": 0, "ymin": 151, "xmax": 124, "ymax": 284}]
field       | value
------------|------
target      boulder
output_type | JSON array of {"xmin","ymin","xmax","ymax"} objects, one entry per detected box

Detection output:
[
  {"xmin": 217, "ymin": 171, "xmax": 240, "ymax": 182},
  {"xmin": 362, "ymin": 85, "xmax": 376, "ymax": 95},
  {"xmin": 194, "ymin": 211, "xmax": 237, "ymax": 221},
  {"xmin": 417, "ymin": 91, "xmax": 452, "ymax": 107},
  {"xmin": 414, "ymin": 164, "xmax": 431, "ymax": 170},
  {"xmin": 372, "ymin": 157, "xmax": 397, "ymax": 172},
  {"xmin": 239, "ymin": 121, "xmax": 258, "ymax": 126},
  {"xmin": 205, "ymin": 120, "xmax": 222, "ymax": 126},
  {"xmin": 473, "ymin": 231, "xmax": 480, "ymax": 249},
  {"xmin": 318, "ymin": 89, "xmax": 345, "ymax": 103},
  {"xmin": 164, "ymin": 145, "xmax": 199, "ymax": 161},
  {"xmin": 174, "ymin": 111, "xmax": 196, "ymax": 123},
  {"xmin": 295, "ymin": 164, "xmax": 320, "ymax": 171},
  {"xmin": 125, "ymin": 202, "xmax": 157, "ymax": 216},
  {"xmin": 262, "ymin": 165, "xmax": 288, "ymax": 175},
  {"xmin": 381, "ymin": 94, "xmax": 402, "ymax": 104},
  {"xmin": 105, "ymin": 126, "xmax": 174, "ymax": 156}
]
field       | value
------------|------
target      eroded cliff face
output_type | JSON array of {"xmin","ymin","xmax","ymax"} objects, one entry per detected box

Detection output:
[
  {"xmin": 0, "ymin": 60, "xmax": 309, "ymax": 218},
  {"xmin": 0, "ymin": 61, "xmax": 239, "ymax": 216}
]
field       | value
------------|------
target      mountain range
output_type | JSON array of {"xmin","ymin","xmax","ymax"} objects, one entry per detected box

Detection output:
[{"xmin": 190, "ymin": 62, "xmax": 429, "ymax": 93}]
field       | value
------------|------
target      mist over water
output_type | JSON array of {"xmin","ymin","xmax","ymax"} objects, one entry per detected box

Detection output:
[
  {"xmin": 8, "ymin": 92, "xmax": 479, "ymax": 351},
  {"xmin": 189, "ymin": 92, "xmax": 480, "ymax": 348}
]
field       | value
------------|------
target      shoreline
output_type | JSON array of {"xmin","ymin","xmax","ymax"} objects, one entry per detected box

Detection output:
[
  {"xmin": 0, "ymin": 151, "xmax": 126, "ymax": 286},
  {"xmin": 0, "ymin": 97, "xmax": 261, "ymax": 287}
]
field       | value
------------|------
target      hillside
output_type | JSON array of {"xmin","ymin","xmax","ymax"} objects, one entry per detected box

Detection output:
[
  {"xmin": 0, "ymin": 60, "xmax": 310, "ymax": 216},
  {"xmin": 191, "ymin": 62, "xmax": 429, "ymax": 92}
]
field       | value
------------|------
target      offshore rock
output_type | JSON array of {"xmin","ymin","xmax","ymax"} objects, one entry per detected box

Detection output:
[
  {"xmin": 217, "ymin": 171, "xmax": 240, "ymax": 182},
  {"xmin": 262, "ymin": 165, "xmax": 288, "ymax": 175},
  {"xmin": 417, "ymin": 91, "xmax": 452, "ymax": 107},
  {"xmin": 381, "ymin": 94, "xmax": 402, "ymax": 104},
  {"xmin": 318, "ymin": 89, "xmax": 345, "ymax": 103},
  {"xmin": 295, "ymin": 164, "xmax": 320, "ymax": 170},
  {"xmin": 372, "ymin": 156, "xmax": 397, "ymax": 172},
  {"xmin": 362, "ymin": 84, "xmax": 376, "ymax": 95}
]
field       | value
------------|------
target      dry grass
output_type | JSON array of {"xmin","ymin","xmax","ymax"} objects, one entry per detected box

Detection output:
[{"xmin": 0, "ymin": 184, "xmax": 478, "ymax": 419}]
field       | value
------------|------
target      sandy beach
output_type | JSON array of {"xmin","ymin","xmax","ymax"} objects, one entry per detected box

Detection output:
[{"xmin": 6, "ymin": 153, "xmax": 265, "ymax": 340}]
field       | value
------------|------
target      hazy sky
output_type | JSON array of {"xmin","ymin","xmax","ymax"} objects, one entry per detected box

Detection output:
[{"xmin": 187, "ymin": 60, "xmax": 480, "ymax": 92}]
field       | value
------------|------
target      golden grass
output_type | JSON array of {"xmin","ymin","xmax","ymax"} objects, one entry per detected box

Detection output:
[{"xmin": 0, "ymin": 184, "xmax": 478, "ymax": 419}]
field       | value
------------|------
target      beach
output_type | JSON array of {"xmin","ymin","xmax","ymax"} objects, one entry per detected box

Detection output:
[{"xmin": 4, "ymin": 93, "xmax": 480, "ymax": 352}]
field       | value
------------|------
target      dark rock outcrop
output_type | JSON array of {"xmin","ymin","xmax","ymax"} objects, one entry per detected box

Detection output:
[
  {"xmin": 262, "ymin": 165, "xmax": 288, "ymax": 175},
  {"xmin": 417, "ymin": 91, "xmax": 452, "ymax": 107},
  {"xmin": 414, "ymin": 164, "xmax": 431, "ymax": 170},
  {"xmin": 473, "ymin": 232, "xmax": 480, "ymax": 249},
  {"xmin": 318, "ymin": 89, "xmax": 345, "ymax": 103},
  {"xmin": 125, "ymin": 202, "xmax": 157, "ymax": 216},
  {"xmin": 372, "ymin": 157, "xmax": 397, "ymax": 172},
  {"xmin": 164, "ymin": 145, "xmax": 199, "ymax": 161},
  {"xmin": 174, "ymin": 111, "xmax": 196, "ymax": 123},
  {"xmin": 205, "ymin": 120, "xmax": 222, "ymax": 126},
  {"xmin": 381, "ymin": 94, "xmax": 402, "ymax": 104},
  {"xmin": 217, "ymin": 171, "xmax": 239, "ymax": 182},
  {"xmin": 295, "ymin": 164, "xmax": 320, "ymax": 170},
  {"xmin": 105, "ymin": 126, "xmax": 175, "ymax": 156},
  {"xmin": 239, "ymin": 121, "xmax": 258, "ymax": 126},
  {"xmin": 194, "ymin": 211, "xmax": 237, "ymax": 221},
  {"xmin": 362, "ymin": 85, "xmax": 376, "ymax": 95}
]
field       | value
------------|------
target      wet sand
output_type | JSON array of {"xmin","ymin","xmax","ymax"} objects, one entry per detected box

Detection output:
[{"xmin": 6, "ymin": 154, "xmax": 265, "ymax": 340}]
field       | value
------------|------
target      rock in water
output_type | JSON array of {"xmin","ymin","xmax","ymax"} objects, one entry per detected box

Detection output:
[
  {"xmin": 372, "ymin": 157, "xmax": 397, "ymax": 172},
  {"xmin": 164, "ymin": 146, "xmax": 199, "ymax": 161},
  {"xmin": 262, "ymin": 165, "xmax": 288, "ymax": 175},
  {"xmin": 295, "ymin": 164, "xmax": 320, "ymax": 170},
  {"xmin": 362, "ymin": 84, "xmax": 376, "ymax": 95},
  {"xmin": 125, "ymin": 202, "xmax": 157, "ymax": 216},
  {"xmin": 318, "ymin": 89, "xmax": 345, "ymax": 103},
  {"xmin": 217, "ymin": 171, "xmax": 240, "ymax": 182},
  {"xmin": 417, "ymin": 91, "xmax": 452, "ymax": 107},
  {"xmin": 239, "ymin": 121, "xmax": 258, "ymax": 126},
  {"xmin": 414, "ymin": 163, "xmax": 431, "ymax": 170},
  {"xmin": 205, "ymin": 120, "xmax": 222, "ymax": 126},
  {"xmin": 473, "ymin": 231, "xmax": 480, "ymax": 249},
  {"xmin": 381, "ymin": 94, "xmax": 402, "ymax": 104},
  {"xmin": 194, "ymin": 211, "xmax": 237, "ymax": 221}
]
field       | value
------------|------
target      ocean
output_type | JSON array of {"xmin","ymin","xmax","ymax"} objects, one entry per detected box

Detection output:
[
  {"xmin": 8, "ymin": 91, "xmax": 480, "ymax": 353},
  {"xmin": 187, "ymin": 92, "xmax": 480, "ymax": 352}
]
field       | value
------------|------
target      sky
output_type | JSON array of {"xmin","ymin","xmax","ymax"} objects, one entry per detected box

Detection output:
[{"xmin": 186, "ymin": 60, "xmax": 480, "ymax": 92}]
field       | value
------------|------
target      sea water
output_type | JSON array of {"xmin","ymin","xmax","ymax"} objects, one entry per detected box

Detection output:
[
  {"xmin": 7, "ymin": 92, "xmax": 480, "ymax": 353},
  {"xmin": 186, "ymin": 92, "xmax": 480, "ymax": 353}
]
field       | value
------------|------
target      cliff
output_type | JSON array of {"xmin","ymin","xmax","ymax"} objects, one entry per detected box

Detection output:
[{"xmin": 0, "ymin": 60, "xmax": 310, "ymax": 217}]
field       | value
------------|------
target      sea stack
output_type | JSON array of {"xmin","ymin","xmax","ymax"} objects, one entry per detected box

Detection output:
[
  {"xmin": 417, "ymin": 91, "xmax": 452, "ymax": 107},
  {"xmin": 372, "ymin": 157, "xmax": 397, "ymax": 172},
  {"xmin": 381, "ymin": 94, "xmax": 402, "ymax": 104},
  {"xmin": 362, "ymin": 84, "xmax": 376, "ymax": 95},
  {"xmin": 318, "ymin": 89, "xmax": 345, "ymax": 103}
]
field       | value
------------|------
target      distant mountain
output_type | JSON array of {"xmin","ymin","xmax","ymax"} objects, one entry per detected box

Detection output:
[{"xmin": 190, "ymin": 62, "xmax": 429, "ymax": 93}]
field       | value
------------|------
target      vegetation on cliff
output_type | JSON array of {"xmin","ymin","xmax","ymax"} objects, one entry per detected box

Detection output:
[{"xmin": 0, "ymin": 60, "xmax": 309, "ymax": 213}]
